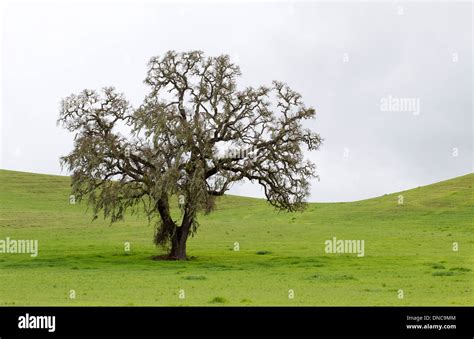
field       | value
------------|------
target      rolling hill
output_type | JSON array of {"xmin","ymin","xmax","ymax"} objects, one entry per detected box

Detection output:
[{"xmin": 0, "ymin": 169, "xmax": 472, "ymax": 305}]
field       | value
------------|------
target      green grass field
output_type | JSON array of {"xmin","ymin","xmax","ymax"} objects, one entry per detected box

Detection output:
[{"xmin": 0, "ymin": 169, "xmax": 472, "ymax": 306}]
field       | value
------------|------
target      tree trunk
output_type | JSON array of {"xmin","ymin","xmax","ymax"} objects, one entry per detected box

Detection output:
[
  {"xmin": 169, "ymin": 226, "xmax": 189, "ymax": 260},
  {"xmin": 156, "ymin": 194, "xmax": 193, "ymax": 260},
  {"xmin": 168, "ymin": 212, "xmax": 192, "ymax": 260}
]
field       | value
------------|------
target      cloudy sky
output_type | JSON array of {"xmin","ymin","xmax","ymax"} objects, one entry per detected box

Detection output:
[{"xmin": 0, "ymin": 0, "xmax": 472, "ymax": 202}]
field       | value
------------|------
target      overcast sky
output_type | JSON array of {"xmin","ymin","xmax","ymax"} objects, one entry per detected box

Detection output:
[{"xmin": 0, "ymin": 0, "xmax": 472, "ymax": 202}]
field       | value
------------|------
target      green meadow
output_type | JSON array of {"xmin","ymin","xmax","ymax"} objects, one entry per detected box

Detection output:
[{"xmin": 0, "ymin": 169, "xmax": 472, "ymax": 306}]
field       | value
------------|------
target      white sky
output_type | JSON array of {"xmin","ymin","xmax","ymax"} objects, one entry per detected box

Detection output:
[{"xmin": 0, "ymin": 0, "xmax": 472, "ymax": 202}]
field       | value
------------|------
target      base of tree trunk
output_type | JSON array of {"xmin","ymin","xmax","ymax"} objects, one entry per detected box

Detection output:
[{"xmin": 151, "ymin": 254, "xmax": 188, "ymax": 261}]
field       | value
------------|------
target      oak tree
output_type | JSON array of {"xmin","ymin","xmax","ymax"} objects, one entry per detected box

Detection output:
[{"xmin": 58, "ymin": 51, "xmax": 322, "ymax": 260}]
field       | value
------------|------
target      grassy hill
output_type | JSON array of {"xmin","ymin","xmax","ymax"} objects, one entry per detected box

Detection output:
[{"xmin": 0, "ymin": 169, "xmax": 472, "ymax": 306}]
